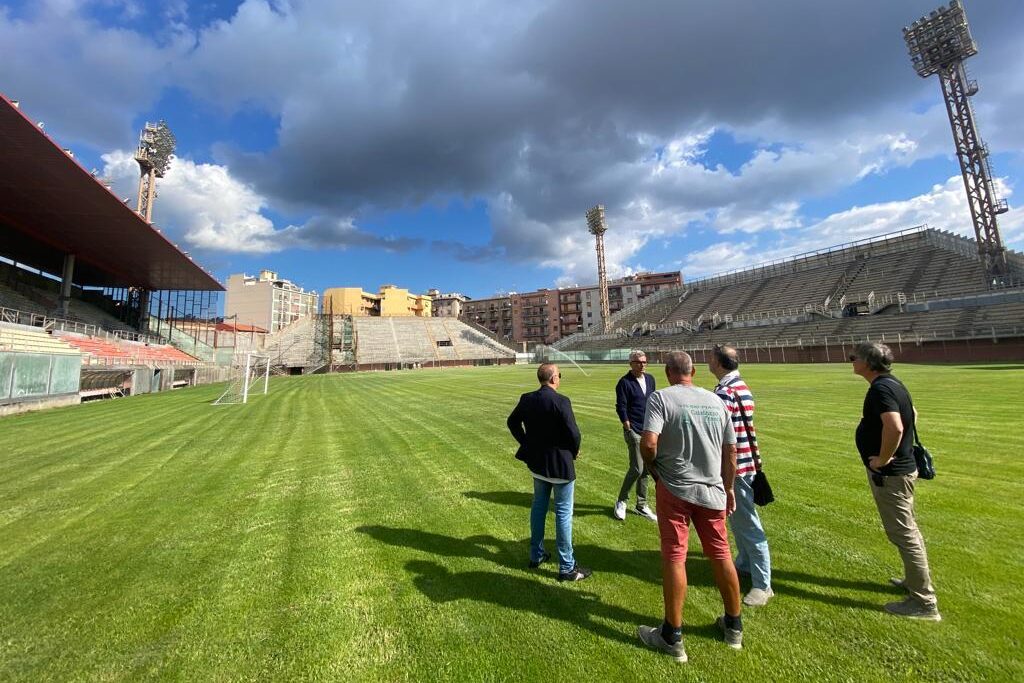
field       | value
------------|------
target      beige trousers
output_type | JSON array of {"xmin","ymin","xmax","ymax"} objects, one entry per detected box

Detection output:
[{"xmin": 868, "ymin": 471, "xmax": 937, "ymax": 606}]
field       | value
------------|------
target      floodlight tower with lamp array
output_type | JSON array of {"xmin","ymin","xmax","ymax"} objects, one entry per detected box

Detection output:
[
  {"xmin": 585, "ymin": 205, "xmax": 612, "ymax": 332},
  {"xmin": 903, "ymin": 0, "xmax": 1009, "ymax": 285},
  {"xmin": 134, "ymin": 120, "xmax": 175, "ymax": 223}
]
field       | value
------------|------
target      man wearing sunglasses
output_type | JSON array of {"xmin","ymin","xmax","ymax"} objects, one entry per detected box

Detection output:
[
  {"xmin": 507, "ymin": 363, "xmax": 591, "ymax": 582},
  {"xmin": 613, "ymin": 350, "xmax": 658, "ymax": 522},
  {"xmin": 851, "ymin": 341, "xmax": 939, "ymax": 620}
]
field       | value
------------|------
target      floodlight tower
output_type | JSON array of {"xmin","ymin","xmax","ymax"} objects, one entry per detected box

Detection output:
[
  {"xmin": 904, "ymin": 0, "xmax": 1009, "ymax": 285},
  {"xmin": 586, "ymin": 205, "xmax": 611, "ymax": 332},
  {"xmin": 134, "ymin": 120, "xmax": 175, "ymax": 223}
]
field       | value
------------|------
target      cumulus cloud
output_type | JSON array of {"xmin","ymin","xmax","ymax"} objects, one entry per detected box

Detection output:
[
  {"xmin": 7, "ymin": 0, "xmax": 1024, "ymax": 286},
  {"xmin": 100, "ymin": 150, "xmax": 418, "ymax": 254},
  {"xmin": 681, "ymin": 176, "xmax": 1024, "ymax": 280}
]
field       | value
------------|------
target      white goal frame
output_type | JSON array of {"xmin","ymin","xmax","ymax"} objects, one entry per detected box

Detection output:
[{"xmin": 213, "ymin": 353, "xmax": 270, "ymax": 405}]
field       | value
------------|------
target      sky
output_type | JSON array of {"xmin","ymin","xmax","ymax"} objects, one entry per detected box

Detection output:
[{"xmin": 2, "ymin": 0, "xmax": 1023, "ymax": 299}]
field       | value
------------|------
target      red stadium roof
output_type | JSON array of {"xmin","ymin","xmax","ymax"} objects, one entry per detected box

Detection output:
[{"xmin": 0, "ymin": 94, "xmax": 222, "ymax": 291}]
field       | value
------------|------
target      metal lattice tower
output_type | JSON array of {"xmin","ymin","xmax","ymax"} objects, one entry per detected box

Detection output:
[
  {"xmin": 904, "ymin": 0, "xmax": 1009, "ymax": 285},
  {"xmin": 585, "ymin": 205, "xmax": 611, "ymax": 332},
  {"xmin": 134, "ymin": 120, "xmax": 175, "ymax": 223}
]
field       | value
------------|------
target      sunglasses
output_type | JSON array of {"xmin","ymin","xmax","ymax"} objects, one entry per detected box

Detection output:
[{"xmin": 848, "ymin": 355, "xmax": 858, "ymax": 361}]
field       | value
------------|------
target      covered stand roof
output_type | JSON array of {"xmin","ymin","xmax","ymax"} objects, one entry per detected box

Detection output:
[{"xmin": 0, "ymin": 94, "xmax": 222, "ymax": 291}]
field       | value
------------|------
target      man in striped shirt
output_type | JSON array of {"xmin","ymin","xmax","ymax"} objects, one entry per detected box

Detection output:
[{"xmin": 710, "ymin": 344, "xmax": 773, "ymax": 607}]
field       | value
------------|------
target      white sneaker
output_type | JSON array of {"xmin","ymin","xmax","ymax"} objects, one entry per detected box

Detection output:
[
  {"xmin": 743, "ymin": 587, "xmax": 774, "ymax": 607},
  {"xmin": 635, "ymin": 505, "xmax": 658, "ymax": 522},
  {"xmin": 613, "ymin": 500, "xmax": 627, "ymax": 520}
]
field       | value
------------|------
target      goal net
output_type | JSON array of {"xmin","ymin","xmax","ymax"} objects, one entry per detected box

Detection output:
[{"xmin": 213, "ymin": 353, "xmax": 270, "ymax": 405}]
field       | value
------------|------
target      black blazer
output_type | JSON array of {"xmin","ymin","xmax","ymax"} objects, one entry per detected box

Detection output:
[{"xmin": 507, "ymin": 385, "xmax": 581, "ymax": 481}]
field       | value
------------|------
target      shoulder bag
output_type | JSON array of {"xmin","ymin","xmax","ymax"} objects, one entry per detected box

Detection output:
[
  {"xmin": 913, "ymin": 428, "xmax": 936, "ymax": 480},
  {"xmin": 730, "ymin": 384, "xmax": 775, "ymax": 506}
]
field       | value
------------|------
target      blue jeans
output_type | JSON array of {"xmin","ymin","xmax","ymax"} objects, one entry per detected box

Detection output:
[
  {"xmin": 530, "ymin": 478, "xmax": 575, "ymax": 573},
  {"xmin": 729, "ymin": 475, "xmax": 772, "ymax": 590}
]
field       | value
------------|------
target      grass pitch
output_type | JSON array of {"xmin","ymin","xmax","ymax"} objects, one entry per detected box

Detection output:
[{"xmin": 0, "ymin": 362, "xmax": 1022, "ymax": 681}]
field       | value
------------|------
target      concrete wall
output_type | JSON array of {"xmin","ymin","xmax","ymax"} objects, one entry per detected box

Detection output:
[{"xmin": 225, "ymin": 275, "xmax": 273, "ymax": 331}]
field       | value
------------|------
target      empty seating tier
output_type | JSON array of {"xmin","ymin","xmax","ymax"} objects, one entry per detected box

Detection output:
[
  {"xmin": 353, "ymin": 317, "xmax": 515, "ymax": 365},
  {"xmin": 0, "ymin": 324, "xmax": 81, "ymax": 355},
  {"xmin": 561, "ymin": 228, "xmax": 1024, "ymax": 353}
]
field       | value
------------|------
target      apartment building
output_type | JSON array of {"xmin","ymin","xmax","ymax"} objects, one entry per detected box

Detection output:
[
  {"xmin": 224, "ymin": 270, "xmax": 319, "ymax": 333},
  {"xmin": 458, "ymin": 271, "xmax": 680, "ymax": 345},
  {"xmin": 323, "ymin": 284, "xmax": 432, "ymax": 317},
  {"xmin": 426, "ymin": 289, "xmax": 470, "ymax": 318},
  {"xmin": 462, "ymin": 295, "xmax": 514, "ymax": 341}
]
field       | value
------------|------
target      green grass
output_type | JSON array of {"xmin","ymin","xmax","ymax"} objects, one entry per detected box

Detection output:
[{"xmin": 0, "ymin": 363, "xmax": 1022, "ymax": 681}]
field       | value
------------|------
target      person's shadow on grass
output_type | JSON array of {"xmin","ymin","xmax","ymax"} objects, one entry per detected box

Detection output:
[
  {"xmin": 356, "ymin": 525, "xmax": 671, "ymax": 585},
  {"xmin": 357, "ymin": 526, "xmax": 886, "ymax": 612},
  {"xmin": 405, "ymin": 559, "xmax": 724, "ymax": 648},
  {"xmin": 463, "ymin": 490, "xmax": 612, "ymax": 518}
]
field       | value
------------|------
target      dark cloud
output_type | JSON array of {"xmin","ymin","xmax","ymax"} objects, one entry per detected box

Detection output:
[
  {"xmin": 281, "ymin": 216, "xmax": 423, "ymax": 252},
  {"xmin": 430, "ymin": 241, "xmax": 505, "ymax": 263},
  {"xmin": 6, "ymin": 0, "xmax": 1022, "ymax": 274},
  {"xmin": 187, "ymin": 2, "xmax": 1021, "ymax": 235}
]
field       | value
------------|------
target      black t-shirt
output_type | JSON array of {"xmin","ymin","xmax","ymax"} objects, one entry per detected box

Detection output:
[{"xmin": 855, "ymin": 375, "xmax": 917, "ymax": 475}]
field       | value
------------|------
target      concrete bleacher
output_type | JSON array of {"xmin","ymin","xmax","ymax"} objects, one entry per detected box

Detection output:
[
  {"xmin": 353, "ymin": 317, "xmax": 515, "ymax": 365},
  {"xmin": 53, "ymin": 331, "xmax": 199, "ymax": 366},
  {"xmin": 562, "ymin": 227, "xmax": 1024, "ymax": 354},
  {"xmin": 0, "ymin": 324, "xmax": 81, "ymax": 355},
  {"xmin": 0, "ymin": 278, "xmax": 139, "ymax": 335},
  {"xmin": 580, "ymin": 300, "xmax": 1023, "ymax": 352},
  {"xmin": 261, "ymin": 316, "xmax": 327, "ymax": 370}
]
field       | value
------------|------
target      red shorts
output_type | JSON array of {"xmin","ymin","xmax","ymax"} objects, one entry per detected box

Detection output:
[{"xmin": 655, "ymin": 480, "xmax": 731, "ymax": 562}]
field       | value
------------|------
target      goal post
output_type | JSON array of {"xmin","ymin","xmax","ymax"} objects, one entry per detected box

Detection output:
[{"xmin": 213, "ymin": 353, "xmax": 270, "ymax": 405}]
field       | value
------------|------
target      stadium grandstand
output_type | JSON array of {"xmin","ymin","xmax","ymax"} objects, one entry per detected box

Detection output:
[
  {"xmin": 0, "ymin": 94, "xmax": 232, "ymax": 414},
  {"xmin": 3, "ymin": 86, "xmax": 1021, "ymax": 416},
  {"xmin": 550, "ymin": 226, "xmax": 1024, "ymax": 364},
  {"xmin": 0, "ymin": 93, "xmax": 514, "ymax": 415}
]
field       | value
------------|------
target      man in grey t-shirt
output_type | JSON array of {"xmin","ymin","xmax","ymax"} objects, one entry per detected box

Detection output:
[{"xmin": 635, "ymin": 351, "xmax": 743, "ymax": 663}]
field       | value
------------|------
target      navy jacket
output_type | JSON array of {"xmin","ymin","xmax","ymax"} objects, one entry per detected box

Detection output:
[
  {"xmin": 615, "ymin": 371, "xmax": 656, "ymax": 434},
  {"xmin": 507, "ymin": 385, "xmax": 581, "ymax": 481}
]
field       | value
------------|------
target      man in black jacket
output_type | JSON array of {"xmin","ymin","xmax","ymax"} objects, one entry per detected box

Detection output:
[
  {"xmin": 614, "ymin": 350, "xmax": 657, "ymax": 521},
  {"xmin": 507, "ymin": 363, "xmax": 592, "ymax": 581}
]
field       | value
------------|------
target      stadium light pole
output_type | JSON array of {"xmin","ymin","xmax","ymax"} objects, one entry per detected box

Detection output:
[
  {"xmin": 903, "ymin": 0, "xmax": 1009, "ymax": 286},
  {"xmin": 586, "ymin": 205, "xmax": 612, "ymax": 332},
  {"xmin": 134, "ymin": 120, "xmax": 175, "ymax": 223}
]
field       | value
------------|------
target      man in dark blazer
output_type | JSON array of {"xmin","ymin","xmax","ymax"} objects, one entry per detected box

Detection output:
[
  {"xmin": 614, "ymin": 349, "xmax": 658, "ymax": 522},
  {"xmin": 507, "ymin": 363, "xmax": 592, "ymax": 582}
]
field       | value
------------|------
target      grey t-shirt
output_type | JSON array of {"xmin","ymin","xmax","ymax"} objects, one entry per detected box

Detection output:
[{"xmin": 643, "ymin": 383, "xmax": 736, "ymax": 511}]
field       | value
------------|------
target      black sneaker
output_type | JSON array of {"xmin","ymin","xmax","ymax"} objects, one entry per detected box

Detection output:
[
  {"xmin": 557, "ymin": 565, "xmax": 593, "ymax": 582},
  {"xmin": 528, "ymin": 551, "xmax": 551, "ymax": 569}
]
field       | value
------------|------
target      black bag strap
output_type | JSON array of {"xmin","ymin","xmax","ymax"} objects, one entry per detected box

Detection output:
[
  {"xmin": 724, "ymin": 378, "xmax": 762, "ymax": 472},
  {"xmin": 876, "ymin": 376, "xmax": 921, "ymax": 447}
]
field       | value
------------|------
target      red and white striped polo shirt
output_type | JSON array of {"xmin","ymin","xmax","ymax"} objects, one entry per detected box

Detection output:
[{"xmin": 714, "ymin": 371, "xmax": 760, "ymax": 478}]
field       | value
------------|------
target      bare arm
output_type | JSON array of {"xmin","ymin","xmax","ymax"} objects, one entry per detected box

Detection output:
[
  {"xmin": 640, "ymin": 431, "xmax": 659, "ymax": 479},
  {"xmin": 721, "ymin": 442, "xmax": 737, "ymax": 515},
  {"xmin": 869, "ymin": 411, "xmax": 905, "ymax": 470}
]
